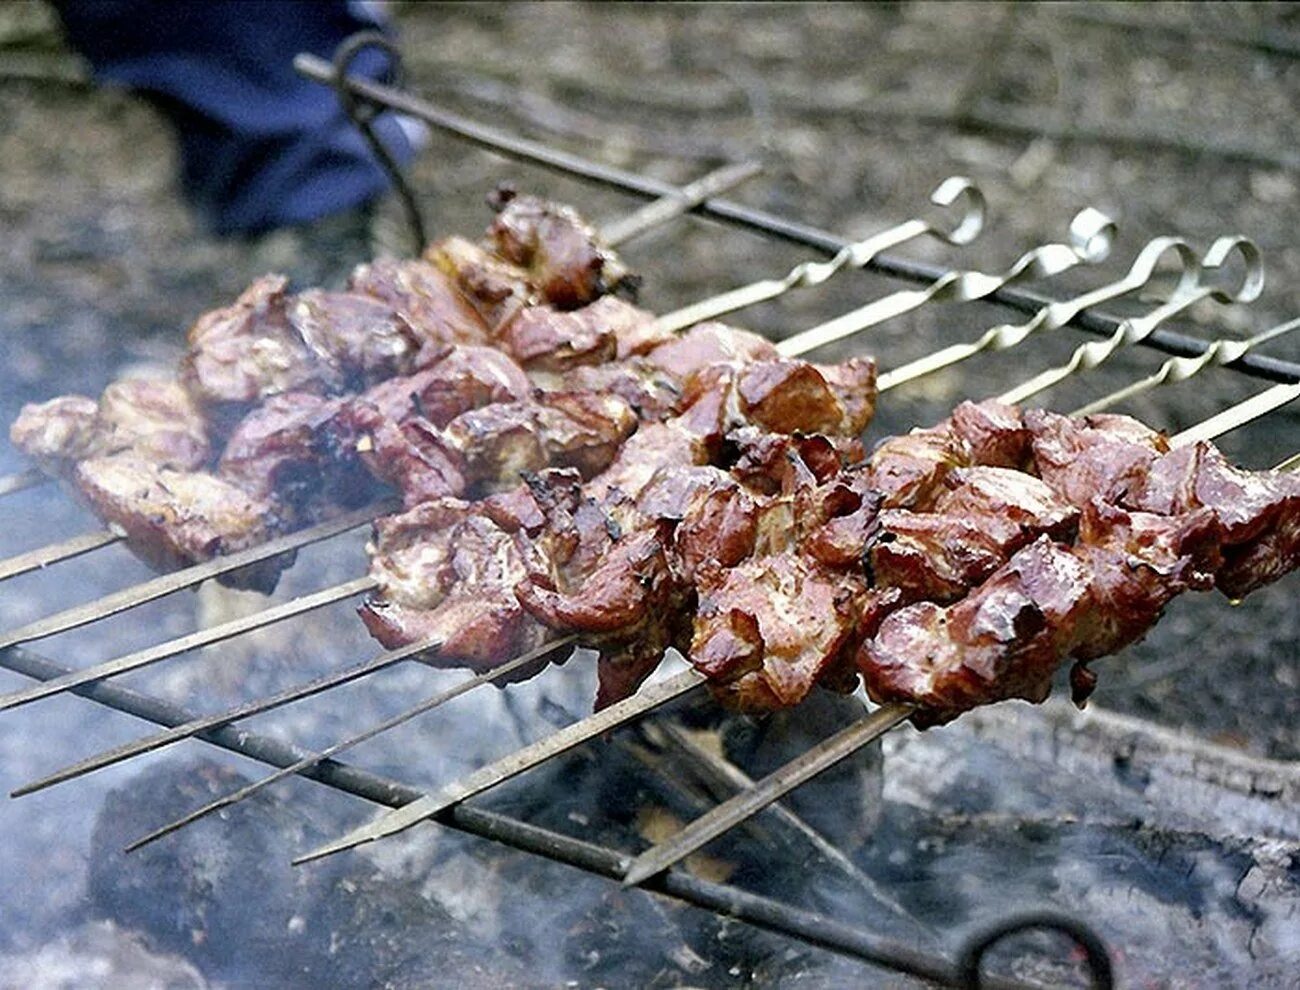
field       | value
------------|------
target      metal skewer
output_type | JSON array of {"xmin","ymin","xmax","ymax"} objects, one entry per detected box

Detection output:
[
  {"xmin": 997, "ymin": 237, "xmax": 1263, "ymax": 405},
  {"xmin": 0, "ymin": 467, "xmax": 46, "ymax": 498},
  {"xmin": 0, "ymin": 499, "xmax": 395, "ymax": 653},
  {"xmin": 598, "ymin": 160, "xmax": 763, "ymax": 246},
  {"xmin": 292, "ymin": 668, "xmax": 706, "ymax": 865},
  {"xmin": 776, "ymin": 208, "xmax": 1116, "ymax": 358},
  {"xmin": 11, "ymin": 633, "xmax": 448, "ymax": 797},
  {"xmin": 654, "ymin": 177, "xmax": 985, "ymax": 335},
  {"xmin": 876, "ymin": 236, "xmax": 1201, "ymax": 393},
  {"xmin": 123, "ymin": 634, "xmax": 577, "ymax": 853},
  {"xmin": 0, "ymin": 577, "xmax": 375, "ymax": 712},
  {"xmin": 620, "ymin": 702, "xmax": 914, "ymax": 887},
  {"xmin": 1169, "ymin": 381, "xmax": 1300, "ymax": 447},
  {"xmin": 1072, "ymin": 314, "xmax": 1300, "ymax": 417},
  {"xmin": 0, "ymin": 528, "xmax": 122, "ymax": 582}
]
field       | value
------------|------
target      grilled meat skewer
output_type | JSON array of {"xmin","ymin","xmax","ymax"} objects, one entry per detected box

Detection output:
[{"xmin": 404, "ymin": 398, "xmax": 1300, "ymax": 721}]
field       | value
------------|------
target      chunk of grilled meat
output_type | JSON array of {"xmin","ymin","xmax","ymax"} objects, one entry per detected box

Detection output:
[
  {"xmin": 217, "ymin": 392, "xmax": 379, "ymax": 521},
  {"xmin": 74, "ymin": 456, "xmax": 289, "ymax": 592},
  {"xmin": 1027, "ymin": 407, "xmax": 1169, "ymax": 505},
  {"xmin": 495, "ymin": 296, "xmax": 655, "ymax": 371},
  {"xmin": 865, "ymin": 399, "xmax": 1032, "ymax": 510},
  {"xmin": 1127, "ymin": 441, "xmax": 1300, "ymax": 597},
  {"xmin": 9, "ymin": 395, "xmax": 102, "ymax": 473},
  {"xmin": 859, "ymin": 501, "xmax": 1221, "ymax": 727},
  {"xmin": 180, "ymin": 275, "xmax": 325, "ymax": 426},
  {"xmin": 286, "ymin": 289, "xmax": 423, "ymax": 385},
  {"xmin": 486, "ymin": 186, "xmax": 636, "ymax": 309},
  {"xmin": 359, "ymin": 498, "xmax": 552, "ymax": 673},
  {"xmin": 870, "ymin": 467, "xmax": 1078, "ymax": 602},
  {"xmin": 346, "ymin": 257, "xmax": 491, "ymax": 356},
  {"xmin": 11, "ymin": 379, "xmax": 210, "ymax": 475}
]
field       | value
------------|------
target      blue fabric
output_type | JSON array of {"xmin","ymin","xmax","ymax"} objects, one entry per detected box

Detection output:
[{"xmin": 55, "ymin": 0, "xmax": 415, "ymax": 235}]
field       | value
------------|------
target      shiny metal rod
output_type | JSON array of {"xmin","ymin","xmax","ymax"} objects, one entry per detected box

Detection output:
[
  {"xmin": 620, "ymin": 702, "xmax": 914, "ymax": 888},
  {"xmin": 11, "ymin": 634, "xmax": 442, "ymax": 797},
  {"xmin": 1073, "ymin": 314, "xmax": 1300, "ymax": 417},
  {"xmin": 998, "ymin": 236, "xmax": 1263, "ymax": 405},
  {"xmin": 293, "ymin": 669, "xmax": 706, "ymax": 865},
  {"xmin": 0, "ymin": 577, "xmax": 375, "ymax": 712},
  {"xmin": 876, "ymin": 236, "xmax": 1200, "ymax": 393},
  {"xmin": 777, "ymin": 208, "xmax": 1115, "ymax": 357},
  {"xmin": 123, "ymin": 635, "xmax": 578, "ymax": 853},
  {"xmin": 656, "ymin": 176, "xmax": 985, "ymax": 335}
]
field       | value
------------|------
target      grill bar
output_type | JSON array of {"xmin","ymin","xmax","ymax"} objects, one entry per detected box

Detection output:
[{"xmin": 295, "ymin": 52, "xmax": 1300, "ymax": 386}]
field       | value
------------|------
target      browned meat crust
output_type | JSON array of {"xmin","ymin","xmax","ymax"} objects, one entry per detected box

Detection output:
[
  {"xmin": 11, "ymin": 379, "xmax": 209, "ymax": 475},
  {"xmin": 74, "ymin": 456, "xmax": 289, "ymax": 592}
]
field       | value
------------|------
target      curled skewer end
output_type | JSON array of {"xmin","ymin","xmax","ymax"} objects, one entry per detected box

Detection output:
[
  {"xmin": 1067, "ymin": 207, "xmax": 1117, "ymax": 264},
  {"xmin": 928, "ymin": 176, "xmax": 985, "ymax": 246},
  {"xmin": 1200, "ymin": 235, "xmax": 1264, "ymax": 304},
  {"xmin": 1132, "ymin": 236, "xmax": 1200, "ymax": 300}
]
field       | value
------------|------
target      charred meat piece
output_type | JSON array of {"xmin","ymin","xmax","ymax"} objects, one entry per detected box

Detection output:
[
  {"xmin": 218, "ymin": 392, "xmax": 379, "ymax": 519},
  {"xmin": 726, "ymin": 428, "xmax": 866, "ymax": 496},
  {"xmin": 495, "ymin": 296, "xmax": 655, "ymax": 371},
  {"xmin": 181, "ymin": 275, "xmax": 329, "ymax": 424},
  {"xmin": 864, "ymin": 400, "xmax": 1031, "ymax": 511},
  {"xmin": 678, "ymin": 356, "xmax": 877, "ymax": 444},
  {"xmin": 486, "ymin": 187, "xmax": 635, "ymax": 309},
  {"xmin": 74, "ymin": 456, "xmax": 288, "ymax": 592},
  {"xmin": 949, "ymin": 399, "xmax": 1032, "ymax": 469},
  {"xmin": 584, "ymin": 420, "xmax": 712, "ymax": 502},
  {"xmin": 286, "ymin": 290, "xmax": 422, "ymax": 387},
  {"xmin": 693, "ymin": 553, "xmax": 873, "ymax": 712},
  {"xmin": 342, "ymin": 346, "xmax": 531, "ymax": 432},
  {"xmin": 646, "ymin": 321, "xmax": 780, "ymax": 381},
  {"xmin": 1068, "ymin": 501, "xmax": 1220, "ymax": 662},
  {"xmin": 443, "ymin": 391, "xmax": 639, "ymax": 490},
  {"xmin": 860, "ymin": 537, "xmax": 1093, "ymax": 727},
  {"xmin": 1127, "ymin": 441, "xmax": 1300, "ymax": 597},
  {"xmin": 427, "ymin": 236, "xmax": 535, "ymax": 332},
  {"xmin": 538, "ymin": 358, "xmax": 682, "ymax": 423},
  {"xmin": 9, "ymin": 395, "xmax": 103, "ymax": 473},
  {"xmin": 96, "ymin": 379, "xmax": 211, "ymax": 471},
  {"xmin": 357, "ymin": 416, "xmax": 466, "ymax": 509},
  {"xmin": 512, "ymin": 478, "xmax": 687, "ymax": 709},
  {"xmin": 869, "ymin": 467, "xmax": 1078, "ymax": 602},
  {"xmin": 866, "ymin": 427, "xmax": 963, "ymax": 510},
  {"xmin": 361, "ymin": 499, "xmax": 551, "ymax": 671},
  {"xmin": 347, "ymin": 256, "xmax": 492, "ymax": 356}
]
